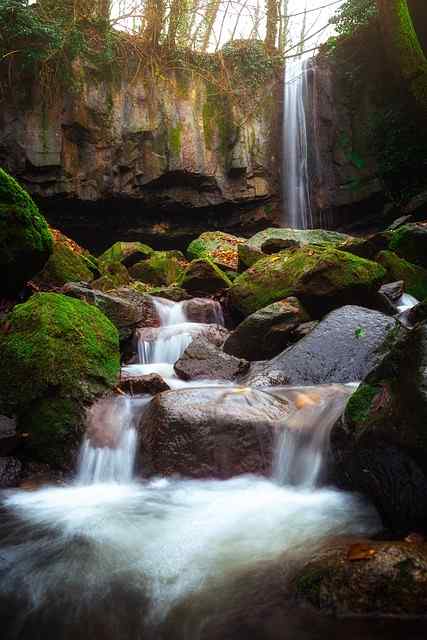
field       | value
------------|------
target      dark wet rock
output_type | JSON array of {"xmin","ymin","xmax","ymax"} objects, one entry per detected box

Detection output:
[
  {"xmin": 376, "ymin": 251, "xmax": 427, "ymax": 301},
  {"xmin": 246, "ymin": 306, "xmax": 398, "ymax": 387},
  {"xmin": 0, "ymin": 457, "xmax": 22, "ymax": 487},
  {"xmin": 0, "ymin": 415, "xmax": 17, "ymax": 456},
  {"xmin": 119, "ymin": 373, "xmax": 170, "ymax": 396},
  {"xmin": 389, "ymin": 223, "xmax": 427, "ymax": 268},
  {"xmin": 230, "ymin": 246, "xmax": 386, "ymax": 318},
  {"xmin": 377, "ymin": 280, "xmax": 405, "ymax": 314},
  {"xmin": 139, "ymin": 387, "xmax": 289, "ymax": 478},
  {"xmin": 238, "ymin": 228, "xmax": 352, "ymax": 269},
  {"xmin": 388, "ymin": 215, "xmax": 413, "ymax": 231},
  {"xmin": 0, "ymin": 168, "xmax": 52, "ymax": 296},
  {"xmin": 148, "ymin": 286, "xmax": 191, "ymax": 302},
  {"xmin": 114, "ymin": 287, "xmax": 161, "ymax": 327},
  {"xmin": 180, "ymin": 259, "xmax": 232, "ymax": 294},
  {"xmin": 63, "ymin": 283, "xmax": 155, "ymax": 340},
  {"xmin": 223, "ymin": 298, "xmax": 310, "ymax": 361},
  {"xmin": 182, "ymin": 298, "xmax": 224, "ymax": 325},
  {"xmin": 330, "ymin": 321, "xmax": 427, "ymax": 534},
  {"xmin": 174, "ymin": 338, "xmax": 249, "ymax": 381},
  {"xmin": 187, "ymin": 231, "xmax": 245, "ymax": 271},
  {"xmin": 129, "ymin": 250, "xmax": 188, "ymax": 286},
  {"xmin": 134, "ymin": 323, "xmax": 229, "ymax": 355},
  {"xmin": 98, "ymin": 241, "xmax": 153, "ymax": 268},
  {"xmin": 293, "ymin": 539, "xmax": 427, "ymax": 616},
  {"xmin": 291, "ymin": 320, "xmax": 319, "ymax": 341},
  {"xmin": 400, "ymin": 298, "xmax": 427, "ymax": 328},
  {"xmin": 339, "ymin": 232, "xmax": 389, "ymax": 261}
]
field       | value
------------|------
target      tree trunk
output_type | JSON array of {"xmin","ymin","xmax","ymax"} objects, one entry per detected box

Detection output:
[{"xmin": 265, "ymin": 0, "xmax": 279, "ymax": 52}]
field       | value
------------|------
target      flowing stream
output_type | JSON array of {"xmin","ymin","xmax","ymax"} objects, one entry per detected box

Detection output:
[{"xmin": 0, "ymin": 296, "xmax": 400, "ymax": 640}]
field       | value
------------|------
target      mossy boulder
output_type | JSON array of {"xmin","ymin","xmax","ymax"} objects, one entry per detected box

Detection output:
[
  {"xmin": 0, "ymin": 168, "xmax": 52, "ymax": 296},
  {"xmin": 98, "ymin": 241, "xmax": 153, "ymax": 268},
  {"xmin": 0, "ymin": 293, "xmax": 120, "ymax": 469},
  {"xmin": 92, "ymin": 261, "xmax": 130, "ymax": 292},
  {"xmin": 376, "ymin": 250, "xmax": 427, "ymax": 300},
  {"xmin": 388, "ymin": 223, "xmax": 427, "ymax": 268},
  {"xmin": 32, "ymin": 239, "xmax": 94, "ymax": 289},
  {"xmin": 187, "ymin": 231, "xmax": 245, "ymax": 271},
  {"xmin": 239, "ymin": 228, "xmax": 352, "ymax": 268},
  {"xmin": 293, "ymin": 540, "xmax": 427, "ymax": 616},
  {"xmin": 179, "ymin": 258, "xmax": 232, "ymax": 294},
  {"xmin": 331, "ymin": 321, "xmax": 427, "ymax": 534},
  {"xmin": 230, "ymin": 246, "xmax": 386, "ymax": 317},
  {"xmin": 129, "ymin": 251, "xmax": 188, "ymax": 286}
]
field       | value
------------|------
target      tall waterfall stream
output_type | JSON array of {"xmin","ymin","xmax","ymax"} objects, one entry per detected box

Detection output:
[{"xmin": 0, "ymin": 297, "xmax": 420, "ymax": 639}]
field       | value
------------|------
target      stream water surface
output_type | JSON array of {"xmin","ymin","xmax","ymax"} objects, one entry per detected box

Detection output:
[{"xmin": 0, "ymin": 297, "xmax": 424, "ymax": 640}]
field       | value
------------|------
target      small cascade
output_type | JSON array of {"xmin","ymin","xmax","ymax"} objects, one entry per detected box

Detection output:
[
  {"xmin": 76, "ymin": 395, "xmax": 148, "ymax": 485},
  {"xmin": 397, "ymin": 292, "xmax": 419, "ymax": 313},
  {"xmin": 283, "ymin": 57, "xmax": 313, "ymax": 229},
  {"xmin": 270, "ymin": 384, "xmax": 356, "ymax": 487}
]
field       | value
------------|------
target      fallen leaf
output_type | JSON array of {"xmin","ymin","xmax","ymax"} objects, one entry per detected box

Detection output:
[{"xmin": 347, "ymin": 543, "xmax": 377, "ymax": 561}]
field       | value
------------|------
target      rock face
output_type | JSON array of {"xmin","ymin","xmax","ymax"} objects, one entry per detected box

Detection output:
[
  {"xmin": 331, "ymin": 320, "xmax": 427, "ymax": 534},
  {"xmin": 174, "ymin": 338, "xmax": 249, "ymax": 381},
  {"xmin": 0, "ymin": 293, "xmax": 120, "ymax": 469},
  {"xmin": 293, "ymin": 539, "xmax": 427, "ymax": 616},
  {"xmin": 0, "ymin": 72, "xmax": 278, "ymax": 250},
  {"xmin": 230, "ymin": 246, "xmax": 386, "ymax": 317},
  {"xmin": 139, "ymin": 387, "xmax": 289, "ymax": 478},
  {"xmin": 246, "ymin": 306, "xmax": 398, "ymax": 387},
  {"xmin": 224, "ymin": 298, "xmax": 310, "ymax": 361},
  {"xmin": 0, "ymin": 168, "xmax": 52, "ymax": 296}
]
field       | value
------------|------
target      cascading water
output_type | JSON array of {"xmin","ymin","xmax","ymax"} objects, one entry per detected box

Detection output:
[
  {"xmin": 0, "ymin": 296, "xmax": 387, "ymax": 640},
  {"xmin": 283, "ymin": 57, "xmax": 314, "ymax": 229}
]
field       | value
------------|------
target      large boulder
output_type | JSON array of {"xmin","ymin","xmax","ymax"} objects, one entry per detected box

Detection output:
[
  {"xmin": 179, "ymin": 258, "xmax": 232, "ymax": 294},
  {"xmin": 129, "ymin": 251, "xmax": 188, "ymax": 286},
  {"xmin": 0, "ymin": 168, "xmax": 52, "ymax": 296},
  {"xmin": 388, "ymin": 223, "xmax": 427, "ymax": 268},
  {"xmin": 223, "ymin": 298, "xmax": 310, "ymax": 361},
  {"xmin": 33, "ymin": 234, "xmax": 95, "ymax": 289},
  {"xmin": 91, "ymin": 261, "xmax": 131, "ymax": 292},
  {"xmin": 187, "ymin": 231, "xmax": 245, "ymax": 271},
  {"xmin": 174, "ymin": 338, "xmax": 249, "ymax": 381},
  {"xmin": 331, "ymin": 320, "xmax": 427, "ymax": 534},
  {"xmin": 0, "ymin": 293, "xmax": 120, "ymax": 469},
  {"xmin": 293, "ymin": 539, "xmax": 427, "ymax": 617},
  {"xmin": 230, "ymin": 246, "xmax": 386, "ymax": 318},
  {"xmin": 98, "ymin": 241, "xmax": 153, "ymax": 268},
  {"xmin": 62, "ymin": 283, "xmax": 157, "ymax": 340},
  {"xmin": 246, "ymin": 306, "xmax": 399, "ymax": 387},
  {"xmin": 376, "ymin": 250, "xmax": 427, "ymax": 300},
  {"xmin": 139, "ymin": 387, "xmax": 289, "ymax": 478},
  {"xmin": 239, "ymin": 228, "xmax": 352, "ymax": 268}
]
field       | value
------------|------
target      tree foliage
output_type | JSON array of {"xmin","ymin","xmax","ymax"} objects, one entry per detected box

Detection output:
[{"xmin": 330, "ymin": 0, "xmax": 377, "ymax": 38}]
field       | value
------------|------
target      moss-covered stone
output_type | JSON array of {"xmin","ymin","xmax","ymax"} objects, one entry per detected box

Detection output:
[
  {"xmin": 129, "ymin": 251, "xmax": 188, "ymax": 286},
  {"xmin": 179, "ymin": 258, "xmax": 232, "ymax": 294},
  {"xmin": 0, "ymin": 292, "xmax": 120, "ymax": 410},
  {"xmin": 33, "ymin": 241, "xmax": 94, "ymax": 288},
  {"xmin": 98, "ymin": 241, "xmax": 153, "ymax": 267},
  {"xmin": 0, "ymin": 168, "xmax": 53, "ymax": 295},
  {"xmin": 346, "ymin": 384, "xmax": 381, "ymax": 425},
  {"xmin": 230, "ymin": 246, "xmax": 386, "ymax": 317},
  {"xmin": 376, "ymin": 250, "xmax": 427, "ymax": 300},
  {"xmin": 92, "ymin": 261, "xmax": 130, "ymax": 292},
  {"xmin": 187, "ymin": 231, "xmax": 245, "ymax": 271},
  {"xmin": 388, "ymin": 223, "xmax": 427, "ymax": 268},
  {"xmin": 239, "ymin": 228, "xmax": 353, "ymax": 268}
]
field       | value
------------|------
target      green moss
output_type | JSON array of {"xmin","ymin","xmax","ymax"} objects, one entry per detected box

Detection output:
[
  {"xmin": 230, "ymin": 245, "xmax": 385, "ymax": 316},
  {"xmin": 0, "ymin": 292, "xmax": 120, "ymax": 412},
  {"xmin": 202, "ymin": 84, "xmax": 236, "ymax": 160},
  {"xmin": 187, "ymin": 232, "xmax": 245, "ymax": 271},
  {"xmin": 346, "ymin": 384, "xmax": 380, "ymax": 425},
  {"xmin": 33, "ymin": 241, "xmax": 94, "ymax": 288},
  {"xmin": 376, "ymin": 250, "xmax": 427, "ymax": 300},
  {"xmin": 0, "ymin": 168, "xmax": 53, "ymax": 294},
  {"xmin": 393, "ymin": 0, "xmax": 427, "ymax": 107},
  {"xmin": 98, "ymin": 241, "xmax": 153, "ymax": 265},
  {"xmin": 19, "ymin": 397, "xmax": 84, "ymax": 469},
  {"xmin": 93, "ymin": 262, "xmax": 130, "ymax": 291},
  {"xmin": 130, "ymin": 250, "xmax": 187, "ymax": 286},
  {"xmin": 169, "ymin": 124, "xmax": 182, "ymax": 157}
]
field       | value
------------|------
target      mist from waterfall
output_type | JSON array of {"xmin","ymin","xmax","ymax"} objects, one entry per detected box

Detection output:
[{"xmin": 283, "ymin": 57, "xmax": 314, "ymax": 229}]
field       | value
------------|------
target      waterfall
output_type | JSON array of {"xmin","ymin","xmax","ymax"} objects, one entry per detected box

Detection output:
[{"xmin": 283, "ymin": 57, "xmax": 314, "ymax": 229}]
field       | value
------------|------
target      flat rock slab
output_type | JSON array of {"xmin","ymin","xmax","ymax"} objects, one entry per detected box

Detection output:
[{"xmin": 174, "ymin": 338, "xmax": 249, "ymax": 381}]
